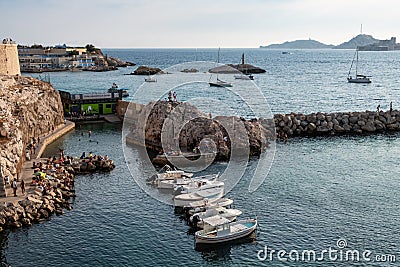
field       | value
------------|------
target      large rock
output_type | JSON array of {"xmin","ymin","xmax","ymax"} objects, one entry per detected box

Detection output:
[
  {"xmin": 131, "ymin": 66, "xmax": 162, "ymax": 75},
  {"xmin": 127, "ymin": 101, "xmax": 272, "ymax": 160}
]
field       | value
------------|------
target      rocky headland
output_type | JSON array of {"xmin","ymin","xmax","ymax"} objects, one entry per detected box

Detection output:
[{"xmin": 125, "ymin": 101, "xmax": 275, "ymax": 159}]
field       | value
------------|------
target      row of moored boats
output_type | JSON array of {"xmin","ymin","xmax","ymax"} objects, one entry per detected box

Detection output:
[{"xmin": 147, "ymin": 165, "xmax": 257, "ymax": 248}]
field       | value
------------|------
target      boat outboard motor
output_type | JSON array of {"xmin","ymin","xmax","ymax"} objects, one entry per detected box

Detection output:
[
  {"xmin": 191, "ymin": 215, "xmax": 200, "ymax": 227},
  {"xmin": 174, "ymin": 186, "xmax": 184, "ymax": 196}
]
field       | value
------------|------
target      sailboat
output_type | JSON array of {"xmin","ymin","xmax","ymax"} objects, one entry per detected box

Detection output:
[
  {"xmin": 347, "ymin": 47, "xmax": 371, "ymax": 84},
  {"xmin": 209, "ymin": 48, "xmax": 233, "ymax": 87}
]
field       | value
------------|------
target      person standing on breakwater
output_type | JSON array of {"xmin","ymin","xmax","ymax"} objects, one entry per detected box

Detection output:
[
  {"xmin": 12, "ymin": 179, "xmax": 18, "ymax": 196},
  {"xmin": 173, "ymin": 91, "xmax": 177, "ymax": 101},
  {"xmin": 377, "ymin": 105, "xmax": 381, "ymax": 113},
  {"xmin": 168, "ymin": 91, "xmax": 172, "ymax": 102},
  {"xmin": 390, "ymin": 101, "xmax": 393, "ymax": 114},
  {"xmin": 20, "ymin": 179, "xmax": 25, "ymax": 194}
]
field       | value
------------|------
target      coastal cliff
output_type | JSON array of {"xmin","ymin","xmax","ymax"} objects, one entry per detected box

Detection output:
[{"xmin": 0, "ymin": 75, "xmax": 64, "ymax": 180}]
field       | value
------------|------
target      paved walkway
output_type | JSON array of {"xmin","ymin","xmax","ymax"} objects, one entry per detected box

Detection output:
[{"xmin": 0, "ymin": 121, "xmax": 75, "ymax": 202}]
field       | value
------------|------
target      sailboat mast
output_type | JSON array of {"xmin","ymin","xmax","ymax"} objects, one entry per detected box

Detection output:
[{"xmin": 355, "ymin": 47, "xmax": 359, "ymax": 77}]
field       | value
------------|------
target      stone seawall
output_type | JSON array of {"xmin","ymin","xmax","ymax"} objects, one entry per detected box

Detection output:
[{"xmin": 273, "ymin": 110, "xmax": 400, "ymax": 137}]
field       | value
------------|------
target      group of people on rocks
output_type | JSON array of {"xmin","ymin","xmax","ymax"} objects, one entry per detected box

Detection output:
[{"xmin": 30, "ymin": 149, "xmax": 76, "ymax": 196}]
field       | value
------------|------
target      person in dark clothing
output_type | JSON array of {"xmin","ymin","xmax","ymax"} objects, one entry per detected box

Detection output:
[
  {"xmin": 12, "ymin": 179, "xmax": 18, "ymax": 196},
  {"xmin": 20, "ymin": 179, "xmax": 25, "ymax": 194}
]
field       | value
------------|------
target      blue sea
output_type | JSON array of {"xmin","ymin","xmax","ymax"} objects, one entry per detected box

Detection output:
[{"xmin": 2, "ymin": 49, "xmax": 400, "ymax": 266}]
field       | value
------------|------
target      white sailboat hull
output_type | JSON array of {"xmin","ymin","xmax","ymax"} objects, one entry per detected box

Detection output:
[{"xmin": 347, "ymin": 77, "xmax": 371, "ymax": 83}]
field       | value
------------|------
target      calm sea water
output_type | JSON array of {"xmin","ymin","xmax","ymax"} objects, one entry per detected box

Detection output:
[{"xmin": 2, "ymin": 49, "xmax": 400, "ymax": 266}]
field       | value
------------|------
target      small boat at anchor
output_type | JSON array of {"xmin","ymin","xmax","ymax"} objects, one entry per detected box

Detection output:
[
  {"xmin": 190, "ymin": 206, "xmax": 243, "ymax": 229},
  {"xmin": 174, "ymin": 186, "xmax": 224, "ymax": 207},
  {"xmin": 195, "ymin": 216, "xmax": 257, "ymax": 245},
  {"xmin": 152, "ymin": 151, "xmax": 216, "ymax": 167},
  {"xmin": 173, "ymin": 173, "xmax": 221, "ymax": 195},
  {"xmin": 159, "ymin": 173, "xmax": 217, "ymax": 190},
  {"xmin": 347, "ymin": 47, "xmax": 371, "ymax": 84},
  {"xmin": 184, "ymin": 198, "xmax": 234, "ymax": 216},
  {"xmin": 209, "ymin": 48, "xmax": 233, "ymax": 88},
  {"xmin": 148, "ymin": 165, "xmax": 193, "ymax": 188}
]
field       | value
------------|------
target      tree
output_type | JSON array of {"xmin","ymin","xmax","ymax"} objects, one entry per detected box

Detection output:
[{"xmin": 85, "ymin": 44, "xmax": 96, "ymax": 52}]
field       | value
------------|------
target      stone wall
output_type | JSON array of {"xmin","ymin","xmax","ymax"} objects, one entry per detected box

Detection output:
[
  {"xmin": 0, "ymin": 75, "xmax": 64, "ymax": 183},
  {"xmin": 0, "ymin": 43, "xmax": 20, "ymax": 76},
  {"xmin": 273, "ymin": 110, "xmax": 400, "ymax": 137}
]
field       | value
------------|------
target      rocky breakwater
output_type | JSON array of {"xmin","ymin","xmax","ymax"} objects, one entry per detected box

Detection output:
[
  {"xmin": 274, "ymin": 109, "xmax": 400, "ymax": 138},
  {"xmin": 0, "ymin": 75, "xmax": 63, "ymax": 180},
  {"xmin": 126, "ymin": 100, "xmax": 275, "ymax": 160},
  {"xmin": 72, "ymin": 157, "xmax": 116, "ymax": 173},
  {"xmin": 0, "ymin": 186, "xmax": 74, "ymax": 230}
]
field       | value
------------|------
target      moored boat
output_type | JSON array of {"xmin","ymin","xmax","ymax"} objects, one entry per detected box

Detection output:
[
  {"xmin": 152, "ymin": 151, "xmax": 216, "ymax": 167},
  {"xmin": 173, "ymin": 187, "xmax": 224, "ymax": 207},
  {"xmin": 190, "ymin": 206, "xmax": 243, "ymax": 229},
  {"xmin": 173, "ymin": 173, "xmax": 221, "ymax": 195},
  {"xmin": 195, "ymin": 216, "xmax": 257, "ymax": 245},
  {"xmin": 185, "ymin": 198, "xmax": 233, "ymax": 215},
  {"xmin": 347, "ymin": 47, "xmax": 371, "ymax": 84}
]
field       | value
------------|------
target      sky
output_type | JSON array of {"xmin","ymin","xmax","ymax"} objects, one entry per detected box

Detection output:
[{"xmin": 0, "ymin": 0, "xmax": 399, "ymax": 48}]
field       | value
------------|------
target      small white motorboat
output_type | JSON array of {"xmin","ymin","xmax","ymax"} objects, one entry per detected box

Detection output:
[
  {"xmin": 164, "ymin": 173, "xmax": 219, "ymax": 192},
  {"xmin": 195, "ymin": 216, "xmax": 257, "ymax": 245},
  {"xmin": 173, "ymin": 187, "xmax": 224, "ymax": 207},
  {"xmin": 148, "ymin": 165, "xmax": 193, "ymax": 188},
  {"xmin": 190, "ymin": 206, "xmax": 243, "ymax": 229},
  {"xmin": 185, "ymin": 198, "xmax": 233, "ymax": 215},
  {"xmin": 173, "ymin": 174, "xmax": 221, "ymax": 195},
  {"xmin": 145, "ymin": 77, "xmax": 157, "ymax": 82}
]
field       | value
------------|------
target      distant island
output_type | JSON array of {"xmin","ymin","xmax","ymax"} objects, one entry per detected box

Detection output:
[
  {"xmin": 260, "ymin": 39, "xmax": 334, "ymax": 49},
  {"xmin": 260, "ymin": 34, "xmax": 400, "ymax": 50}
]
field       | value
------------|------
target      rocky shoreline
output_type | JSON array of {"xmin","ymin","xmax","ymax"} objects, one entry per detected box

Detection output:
[{"xmin": 0, "ymin": 154, "xmax": 115, "ymax": 231}]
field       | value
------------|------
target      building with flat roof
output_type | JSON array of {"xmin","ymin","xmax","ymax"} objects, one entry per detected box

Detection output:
[{"xmin": 59, "ymin": 90, "xmax": 122, "ymax": 115}]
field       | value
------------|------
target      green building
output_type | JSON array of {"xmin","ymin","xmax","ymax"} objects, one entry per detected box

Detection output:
[{"xmin": 59, "ymin": 90, "xmax": 122, "ymax": 115}]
